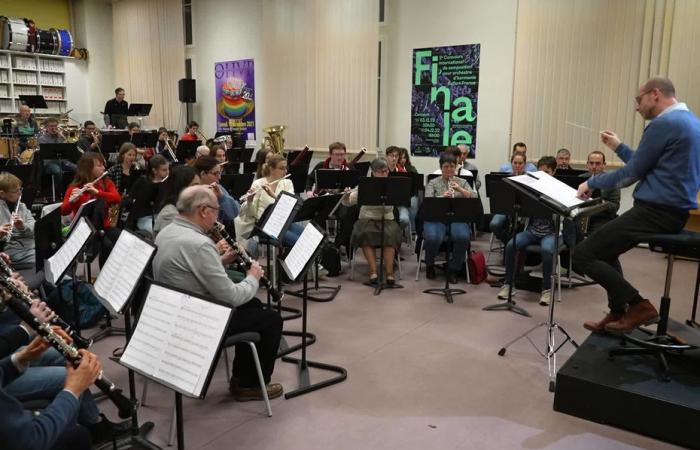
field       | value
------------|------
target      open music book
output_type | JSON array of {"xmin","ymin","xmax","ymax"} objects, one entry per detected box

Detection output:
[
  {"xmin": 93, "ymin": 230, "xmax": 156, "ymax": 314},
  {"xmin": 44, "ymin": 217, "xmax": 93, "ymax": 285},
  {"xmin": 280, "ymin": 223, "xmax": 325, "ymax": 281},
  {"xmin": 120, "ymin": 283, "xmax": 233, "ymax": 398},
  {"xmin": 509, "ymin": 171, "xmax": 585, "ymax": 209}
]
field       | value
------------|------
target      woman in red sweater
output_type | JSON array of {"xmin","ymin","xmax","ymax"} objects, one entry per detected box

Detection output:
[{"xmin": 61, "ymin": 153, "xmax": 121, "ymax": 230}]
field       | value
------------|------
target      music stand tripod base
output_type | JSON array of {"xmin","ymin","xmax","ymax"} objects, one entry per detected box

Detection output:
[
  {"xmin": 482, "ymin": 299, "xmax": 531, "ymax": 317},
  {"xmin": 424, "ymin": 286, "xmax": 465, "ymax": 304}
]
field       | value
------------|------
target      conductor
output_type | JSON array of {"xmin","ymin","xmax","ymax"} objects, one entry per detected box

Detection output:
[
  {"xmin": 103, "ymin": 87, "xmax": 128, "ymax": 129},
  {"xmin": 575, "ymin": 77, "xmax": 700, "ymax": 334}
]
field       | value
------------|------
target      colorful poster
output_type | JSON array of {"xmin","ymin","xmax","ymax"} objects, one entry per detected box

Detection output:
[
  {"xmin": 214, "ymin": 59, "xmax": 255, "ymax": 139},
  {"xmin": 411, "ymin": 44, "xmax": 480, "ymax": 158}
]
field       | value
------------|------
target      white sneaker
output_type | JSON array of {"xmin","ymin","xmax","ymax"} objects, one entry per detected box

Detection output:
[
  {"xmin": 497, "ymin": 284, "xmax": 515, "ymax": 300},
  {"xmin": 539, "ymin": 289, "xmax": 551, "ymax": 306}
]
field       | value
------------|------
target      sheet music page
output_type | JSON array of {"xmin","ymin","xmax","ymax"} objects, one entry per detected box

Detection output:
[
  {"xmin": 120, "ymin": 284, "xmax": 231, "ymax": 397},
  {"xmin": 283, "ymin": 223, "xmax": 324, "ymax": 280},
  {"xmin": 262, "ymin": 193, "xmax": 297, "ymax": 239},
  {"xmin": 94, "ymin": 231, "xmax": 155, "ymax": 314},
  {"xmin": 45, "ymin": 218, "xmax": 92, "ymax": 285},
  {"xmin": 510, "ymin": 171, "xmax": 584, "ymax": 208},
  {"xmin": 40, "ymin": 202, "xmax": 61, "ymax": 218}
]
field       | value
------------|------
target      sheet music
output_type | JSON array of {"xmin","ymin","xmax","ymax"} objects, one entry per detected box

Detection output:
[
  {"xmin": 510, "ymin": 171, "xmax": 585, "ymax": 208},
  {"xmin": 45, "ymin": 218, "xmax": 92, "ymax": 285},
  {"xmin": 94, "ymin": 231, "xmax": 155, "ymax": 314},
  {"xmin": 67, "ymin": 198, "xmax": 97, "ymax": 234},
  {"xmin": 120, "ymin": 284, "xmax": 232, "ymax": 398},
  {"xmin": 262, "ymin": 193, "xmax": 297, "ymax": 239},
  {"xmin": 282, "ymin": 223, "xmax": 324, "ymax": 280},
  {"xmin": 40, "ymin": 202, "xmax": 61, "ymax": 218}
]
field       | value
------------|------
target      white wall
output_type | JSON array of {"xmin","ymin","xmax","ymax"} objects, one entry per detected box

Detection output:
[
  {"xmin": 69, "ymin": 0, "xmax": 115, "ymax": 126},
  {"xmin": 187, "ymin": 0, "xmax": 265, "ymax": 138},
  {"xmin": 383, "ymin": 0, "xmax": 518, "ymax": 180}
]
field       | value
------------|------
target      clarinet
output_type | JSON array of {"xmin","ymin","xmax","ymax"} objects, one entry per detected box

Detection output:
[
  {"xmin": 0, "ymin": 280, "xmax": 133, "ymax": 418},
  {"xmin": 0, "ymin": 260, "xmax": 92, "ymax": 349},
  {"xmin": 209, "ymin": 222, "xmax": 284, "ymax": 303}
]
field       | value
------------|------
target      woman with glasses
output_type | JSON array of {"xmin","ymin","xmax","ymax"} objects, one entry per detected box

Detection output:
[
  {"xmin": 193, "ymin": 156, "xmax": 240, "ymax": 224},
  {"xmin": 0, "ymin": 173, "xmax": 35, "ymax": 271},
  {"xmin": 235, "ymin": 154, "xmax": 303, "ymax": 247}
]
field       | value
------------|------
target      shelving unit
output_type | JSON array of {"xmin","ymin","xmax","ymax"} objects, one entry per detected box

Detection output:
[{"xmin": 0, "ymin": 50, "xmax": 70, "ymax": 115}]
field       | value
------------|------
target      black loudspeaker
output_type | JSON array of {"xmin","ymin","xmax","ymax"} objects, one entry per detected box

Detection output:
[{"xmin": 178, "ymin": 78, "xmax": 196, "ymax": 103}]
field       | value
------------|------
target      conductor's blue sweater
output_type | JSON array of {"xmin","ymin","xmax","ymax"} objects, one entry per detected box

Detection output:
[{"xmin": 587, "ymin": 104, "xmax": 700, "ymax": 211}]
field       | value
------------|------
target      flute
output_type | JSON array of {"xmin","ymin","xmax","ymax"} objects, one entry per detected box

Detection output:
[
  {"xmin": 0, "ymin": 262, "xmax": 92, "ymax": 349},
  {"xmin": 239, "ymin": 174, "xmax": 291, "ymax": 202},
  {"xmin": 0, "ymin": 278, "xmax": 133, "ymax": 418},
  {"xmin": 4, "ymin": 191, "xmax": 21, "ymax": 243},
  {"xmin": 72, "ymin": 171, "xmax": 109, "ymax": 198},
  {"xmin": 208, "ymin": 222, "xmax": 283, "ymax": 303}
]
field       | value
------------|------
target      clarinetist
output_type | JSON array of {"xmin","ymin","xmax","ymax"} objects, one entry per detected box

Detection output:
[
  {"xmin": 0, "ymin": 295, "xmax": 132, "ymax": 449},
  {"xmin": 153, "ymin": 185, "xmax": 284, "ymax": 402}
]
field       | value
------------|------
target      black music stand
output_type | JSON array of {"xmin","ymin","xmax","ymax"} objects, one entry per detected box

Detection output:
[
  {"xmin": 35, "ymin": 206, "xmax": 63, "ymax": 271},
  {"xmin": 279, "ymin": 223, "xmax": 347, "ymax": 398},
  {"xmin": 220, "ymin": 173, "xmax": 254, "ymax": 201},
  {"xmin": 315, "ymin": 169, "xmax": 359, "ymax": 193},
  {"xmin": 175, "ymin": 140, "xmax": 200, "ymax": 162},
  {"xmin": 39, "ymin": 143, "xmax": 81, "ymax": 201},
  {"xmin": 284, "ymin": 194, "xmax": 343, "ymax": 302},
  {"xmin": 226, "ymin": 148, "xmax": 254, "ymax": 174},
  {"xmin": 482, "ymin": 175, "xmax": 532, "ymax": 317},
  {"xmin": 353, "ymin": 161, "xmax": 371, "ymax": 176},
  {"xmin": 18, "ymin": 94, "xmax": 47, "ymax": 116},
  {"xmin": 100, "ymin": 131, "xmax": 130, "ymax": 156},
  {"xmin": 495, "ymin": 174, "xmax": 606, "ymax": 391},
  {"xmin": 288, "ymin": 164, "xmax": 309, "ymax": 194},
  {"xmin": 420, "ymin": 197, "xmax": 483, "ymax": 304},
  {"xmin": 287, "ymin": 149, "xmax": 313, "ymax": 166},
  {"xmin": 389, "ymin": 171, "xmax": 424, "ymax": 197},
  {"xmin": 130, "ymin": 131, "xmax": 158, "ymax": 148},
  {"xmin": 127, "ymin": 104, "xmax": 152, "ymax": 129},
  {"xmin": 357, "ymin": 176, "xmax": 411, "ymax": 295}
]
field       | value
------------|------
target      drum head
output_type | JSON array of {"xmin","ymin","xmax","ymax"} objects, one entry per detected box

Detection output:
[
  {"xmin": 36, "ymin": 29, "xmax": 56, "ymax": 54},
  {"xmin": 4, "ymin": 18, "xmax": 28, "ymax": 51},
  {"xmin": 54, "ymin": 28, "xmax": 73, "ymax": 56}
]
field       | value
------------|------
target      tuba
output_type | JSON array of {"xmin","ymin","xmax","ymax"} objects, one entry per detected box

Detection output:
[{"xmin": 263, "ymin": 125, "xmax": 286, "ymax": 154}]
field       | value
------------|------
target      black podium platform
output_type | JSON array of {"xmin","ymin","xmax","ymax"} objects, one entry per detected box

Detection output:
[{"xmin": 554, "ymin": 322, "xmax": 700, "ymax": 449}]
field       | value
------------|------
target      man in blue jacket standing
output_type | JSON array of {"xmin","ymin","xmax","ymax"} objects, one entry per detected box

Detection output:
[{"xmin": 575, "ymin": 77, "xmax": 700, "ymax": 333}]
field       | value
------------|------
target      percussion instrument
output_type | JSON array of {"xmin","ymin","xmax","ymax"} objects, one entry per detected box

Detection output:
[
  {"xmin": 36, "ymin": 29, "xmax": 58, "ymax": 55},
  {"xmin": 53, "ymin": 28, "xmax": 73, "ymax": 56},
  {"xmin": 24, "ymin": 19, "xmax": 37, "ymax": 52},
  {"xmin": 2, "ymin": 17, "xmax": 29, "ymax": 52}
]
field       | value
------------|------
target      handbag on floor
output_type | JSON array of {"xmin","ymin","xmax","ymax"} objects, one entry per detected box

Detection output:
[{"xmin": 467, "ymin": 251, "xmax": 487, "ymax": 284}]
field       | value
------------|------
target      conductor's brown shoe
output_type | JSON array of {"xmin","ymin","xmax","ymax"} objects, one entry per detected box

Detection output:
[
  {"xmin": 232, "ymin": 383, "xmax": 284, "ymax": 402},
  {"xmin": 604, "ymin": 300, "xmax": 659, "ymax": 334},
  {"xmin": 583, "ymin": 312, "xmax": 624, "ymax": 333}
]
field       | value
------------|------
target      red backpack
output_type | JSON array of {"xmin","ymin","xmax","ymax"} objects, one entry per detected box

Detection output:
[{"xmin": 467, "ymin": 251, "xmax": 487, "ymax": 284}]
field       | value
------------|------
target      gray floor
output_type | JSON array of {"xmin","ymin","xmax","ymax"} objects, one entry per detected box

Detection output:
[{"xmin": 89, "ymin": 235, "xmax": 697, "ymax": 449}]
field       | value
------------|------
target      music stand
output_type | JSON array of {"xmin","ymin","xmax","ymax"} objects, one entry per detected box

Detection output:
[
  {"xmin": 127, "ymin": 103, "xmax": 152, "ymax": 129},
  {"xmin": 130, "ymin": 131, "xmax": 158, "ymax": 148},
  {"xmin": 284, "ymin": 194, "xmax": 343, "ymax": 302},
  {"xmin": 495, "ymin": 173, "xmax": 607, "ymax": 391},
  {"xmin": 357, "ymin": 176, "xmax": 411, "ymax": 295},
  {"xmin": 288, "ymin": 164, "xmax": 309, "ymax": 194},
  {"xmin": 175, "ymin": 140, "xmax": 200, "ymax": 162},
  {"xmin": 39, "ymin": 143, "xmax": 81, "ymax": 201},
  {"xmin": 18, "ymin": 94, "xmax": 47, "ymax": 116},
  {"xmin": 287, "ymin": 149, "xmax": 313, "ymax": 166},
  {"xmin": 278, "ymin": 223, "xmax": 347, "ymax": 398},
  {"xmin": 219, "ymin": 173, "xmax": 254, "ymax": 201},
  {"xmin": 242, "ymin": 161, "xmax": 257, "ymax": 174},
  {"xmin": 315, "ymin": 169, "xmax": 359, "ymax": 193},
  {"xmin": 555, "ymin": 168, "xmax": 587, "ymax": 176},
  {"xmin": 352, "ymin": 161, "xmax": 371, "ymax": 176},
  {"xmin": 100, "ymin": 131, "xmax": 130, "ymax": 156},
  {"xmin": 419, "ymin": 197, "xmax": 483, "ymax": 303},
  {"xmin": 482, "ymin": 175, "xmax": 532, "ymax": 317},
  {"xmin": 389, "ymin": 171, "xmax": 424, "ymax": 197},
  {"xmin": 34, "ymin": 205, "xmax": 63, "ymax": 271},
  {"xmin": 226, "ymin": 148, "xmax": 254, "ymax": 174}
]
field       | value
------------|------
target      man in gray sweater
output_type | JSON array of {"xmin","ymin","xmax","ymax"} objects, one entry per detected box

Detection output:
[{"xmin": 153, "ymin": 185, "xmax": 283, "ymax": 401}]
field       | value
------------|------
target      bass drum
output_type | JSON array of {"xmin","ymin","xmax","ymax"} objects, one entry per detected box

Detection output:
[
  {"xmin": 53, "ymin": 28, "xmax": 73, "ymax": 57},
  {"xmin": 36, "ymin": 29, "xmax": 57, "ymax": 55},
  {"xmin": 2, "ymin": 17, "xmax": 29, "ymax": 52}
]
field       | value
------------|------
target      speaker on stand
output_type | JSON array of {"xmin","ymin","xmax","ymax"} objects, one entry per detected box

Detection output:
[{"xmin": 178, "ymin": 78, "xmax": 196, "ymax": 125}]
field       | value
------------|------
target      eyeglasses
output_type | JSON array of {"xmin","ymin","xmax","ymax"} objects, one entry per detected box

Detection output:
[
  {"xmin": 634, "ymin": 89, "xmax": 653, "ymax": 105},
  {"xmin": 201, "ymin": 204, "xmax": 220, "ymax": 212},
  {"xmin": 207, "ymin": 170, "xmax": 222, "ymax": 177}
]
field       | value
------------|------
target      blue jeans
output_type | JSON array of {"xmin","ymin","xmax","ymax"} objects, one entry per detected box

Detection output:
[
  {"xmin": 490, "ymin": 214, "xmax": 509, "ymax": 242},
  {"xmin": 423, "ymin": 222, "xmax": 471, "ymax": 270},
  {"xmin": 408, "ymin": 195, "xmax": 419, "ymax": 230},
  {"xmin": 504, "ymin": 230, "xmax": 556, "ymax": 290},
  {"xmin": 282, "ymin": 222, "xmax": 304, "ymax": 248},
  {"xmin": 4, "ymin": 347, "xmax": 100, "ymax": 425}
]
